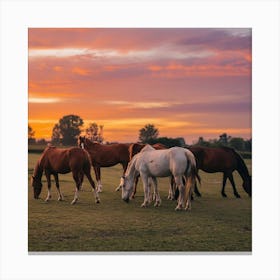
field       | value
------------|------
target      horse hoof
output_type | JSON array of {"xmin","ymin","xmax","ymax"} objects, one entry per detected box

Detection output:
[
  {"xmin": 235, "ymin": 193, "xmax": 241, "ymax": 198},
  {"xmin": 141, "ymin": 203, "xmax": 147, "ymax": 208},
  {"xmin": 115, "ymin": 187, "xmax": 120, "ymax": 192},
  {"xmin": 175, "ymin": 206, "xmax": 183, "ymax": 211},
  {"xmin": 96, "ymin": 199, "xmax": 100, "ymax": 204},
  {"xmin": 71, "ymin": 200, "xmax": 77, "ymax": 205},
  {"xmin": 221, "ymin": 193, "xmax": 227, "ymax": 198}
]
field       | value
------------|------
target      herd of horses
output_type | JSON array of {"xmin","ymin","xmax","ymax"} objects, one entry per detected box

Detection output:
[{"xmin": 31, "ymin": 136, "xmax": 252, "ymax": 211}]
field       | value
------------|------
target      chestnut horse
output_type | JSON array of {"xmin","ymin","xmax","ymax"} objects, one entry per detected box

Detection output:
[
  {"xmin": 78, "ymin": 136, "xmax": 130, "ymax": 192},
  {"xmin": 31, "ymin": 146, "xmax": 100, "ymax": 205},
  {"xmin": 188, "ymin": 146, "xmax": 251, "ymax": 198}
]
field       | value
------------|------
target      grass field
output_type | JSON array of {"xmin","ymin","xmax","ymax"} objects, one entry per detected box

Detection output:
[{"xmin": 28, "ymin": 152, "xmax": 252, "ymax": 252}]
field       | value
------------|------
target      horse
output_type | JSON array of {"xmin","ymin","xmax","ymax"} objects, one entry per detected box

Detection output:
[
  {"xmin": 122, "ymin": 145, "xmax": 197, "ymax": 211},
  {"xmin": 115, "ymin": 142, "xmax": 168, "ymax": 196},
  {"xmin": 31, "ymin": 146, "xmax": 100, "ymax": 205},
  {"xmin": 127, "ymin": 142, "xmax": 201, "ymax": 200},
  {"xmin": 188, "ymin": 146, "xmax": 252, "ymax": 198},
  {"xmin": 78, "ymin": 136, "xmax": 130, "ymax": 192}
]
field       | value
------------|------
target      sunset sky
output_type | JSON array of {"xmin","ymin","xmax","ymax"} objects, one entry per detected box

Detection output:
[{"xmin": 28, "ymin": 28, "xmax": 251, "ymax": 144}]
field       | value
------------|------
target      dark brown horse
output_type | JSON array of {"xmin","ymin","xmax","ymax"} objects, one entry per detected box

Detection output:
[
  {"xmin": 31, "ymin": 146, "xmax": 100, "ymax": 204},
  {"xmin": 78, "ymin": 136, "xmax": 130, "ymax": 192},
  {"xmin": 188, "ymin": 146, "xmax": 251, "ymax": 198}
]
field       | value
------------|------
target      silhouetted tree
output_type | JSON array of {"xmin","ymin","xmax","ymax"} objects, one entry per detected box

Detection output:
[
  {"xmin": 229, "ymin": 137, "xmax": 245, "ymax": 151},
  {"xmin": 139, "ymin": 124, "xmax": 159, "ymax": 143},
  {"xmin": 51, "ymin": 115, "xmax": 84, "ymax": 146},
  {"xmin": 85, "ymin": 122, "xmax": 104, "ymax": 143},
  {"xmin": 28, "ymin": 125, "xmax": 36, "ymax": 144}
]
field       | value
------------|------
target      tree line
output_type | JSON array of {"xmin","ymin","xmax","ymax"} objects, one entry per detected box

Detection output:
[{"xmin": 28, "ymin": 116, "xmax": 251, "ymax": 153}]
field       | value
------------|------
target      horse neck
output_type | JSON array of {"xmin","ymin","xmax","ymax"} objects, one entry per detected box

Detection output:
[
  {"xmin": 235, "ymin": 152, "xmax": 250, "ymax": 182},
  {"xmin": 33, "ymin": 160, "xmax": 43, "ymax": 180},
  {"xmin": 125, "ymin": 156, "xmax": 138, "ymax": 181},
  {"xmin": 85, "ymin": 139, "xmax": 99, "ymax": 149}
]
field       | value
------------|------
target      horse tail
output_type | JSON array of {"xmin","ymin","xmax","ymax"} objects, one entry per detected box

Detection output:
[
  {"xmin": 184, "ymin": 149, "xmax": 198, "ymax": 197},
  {"xmin": 184, "ymin": 149, "xmax": 198, "ymax": 181}
]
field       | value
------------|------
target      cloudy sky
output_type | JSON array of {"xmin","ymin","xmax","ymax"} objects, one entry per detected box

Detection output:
[{"xmin": 28, "ymin": 28, "xmax": 251, "ymax": 143}]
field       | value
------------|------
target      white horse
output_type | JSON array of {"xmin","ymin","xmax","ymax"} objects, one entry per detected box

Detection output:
[{"xmin": 121, "ymin": 145, "xmax": 197, "ymax": 210}]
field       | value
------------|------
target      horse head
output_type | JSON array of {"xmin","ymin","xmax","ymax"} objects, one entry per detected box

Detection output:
[
  {"xmin": 121, "ymin": 175, "xmax": 134, "ymax": 203},
  {"xmin": 243, "ymin": 176, "xmax": 252, "ymax": 197},
  {"xmin": 78, "ymin": 136, "xmax": 86, "ymax": 149},
  {"xmin": 31, "ymin": 175, "xmax": 43, "ymax": 199}
]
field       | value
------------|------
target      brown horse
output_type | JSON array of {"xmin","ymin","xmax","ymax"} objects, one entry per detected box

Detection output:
[
  {"xmin": 31, "ymin": 146, "xmax": 100, "ymax": 204},
  {"xmin": 188, "ymin": 146, "xmax": 252, "ymax": 198},
  {"xmin": 78, "ymin": 136, "xmax": 130, "ymax": 192}
]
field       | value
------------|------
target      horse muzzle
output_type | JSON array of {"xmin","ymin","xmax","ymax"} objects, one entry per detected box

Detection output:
[{"xmin": 123, "ymin": 197, "xmax": 130, "ymax": 203}]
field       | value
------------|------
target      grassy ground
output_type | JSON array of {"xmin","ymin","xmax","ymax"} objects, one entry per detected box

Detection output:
[{"xmin": 28, "ymin": 153, "xmax": 252, "ymax": 252}]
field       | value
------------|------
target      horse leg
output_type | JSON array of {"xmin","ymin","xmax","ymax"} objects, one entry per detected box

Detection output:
[
  {"xmin": 94, "ymin": 165, "xmax": 102, "ymax": 193},
  {"xmin": 71, "ymin": 172, "xmax": 83, "ymax": 205},
  {"xmin": 140, "ymin": 173, "xmax": 150, "ymax": 208},
  {"xmin": 80, "ymin": 174, "xmax": 84, "ymax": 191},
  {"xmin": 228, "ymin": 173, "xmax": 241, "ymax": 198},
  {"xmin": 185, "ymin": 175, "xmax": 195, "ymax": 211},
  {"xmin": 53, "ymin": 173, "xmax": 63, "ymax": 201},
  {"xmin": 150, "ymin": 177, "xmax": 161, "ymax": 207},
  {"xmin": 168, "ymin": 176, "xmax": 175, "ymax": 200},
  {"xmin": 84, "ymin": 169, "xmax": 100, "ymax": 203},
  {"xmin": 221, "ymin": 173, "xmax": 228, "ymax": 197},
  {"xmin": 116, "ymin": 162, "xmax": 128, "ymax": 191},
  {"xmin": 45, "ymin": 171, "xmax": 52, "ymax": 202},
  {"xmin": 194, "ymin": 180, "xmax": 201, "ymax": 197},
  {"xmin": 131, "ymin": 175, "xmax": 139, "ymax": 199},
  {"xmin": 175, "ymin": 176, "xmax": 185, "ymax": 211}
]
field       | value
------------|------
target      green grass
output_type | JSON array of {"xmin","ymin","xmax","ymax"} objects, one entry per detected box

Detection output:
[{"xmin": 28, "ymin": 153, "xmax": 252, "ymax": 252}]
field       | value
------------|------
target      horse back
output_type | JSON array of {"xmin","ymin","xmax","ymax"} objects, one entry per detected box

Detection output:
[
  {"xmin": 40, "ymin": 147, "xmax": 89, "ymax": 174},
  {"xmin": 189, "ymin": 146, "xmax": 238, "ymax": 172},
  {"xmin": 88, "ymin": 143, "xmax": 130, "ymax": 167}
]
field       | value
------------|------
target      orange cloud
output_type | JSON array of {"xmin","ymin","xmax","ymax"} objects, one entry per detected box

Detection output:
[{"xmin": 71, "ymin": 67, "xmax": 90, "ymax": 76}]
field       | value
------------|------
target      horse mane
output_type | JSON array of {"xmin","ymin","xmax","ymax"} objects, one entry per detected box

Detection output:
[{"xmin": 33, "ymin": 157, "xmax": 44, "ymax": 179}]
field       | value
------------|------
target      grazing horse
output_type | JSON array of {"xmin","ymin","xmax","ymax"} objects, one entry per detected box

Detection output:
[
  {"xmin": 116, "ymin": 142, "xmax": 168, "ymax": 196},
  {"xmin": 188, "ymin": 146, "xmax": 252, "ymax": 198},
  {"xmin": 127, "ymin": 143, "xmax": 201, "ymax": 200},
  {"xmin": 122, "ymin": 145, "xmax": 197, "ymax": 211},
  {"xmin": 31, "ymin": 146, "xmax": 100, "ymax": 205},
  {"xmin": 78, "ymin": 136, "xmax": 130, "ymax": 192}
]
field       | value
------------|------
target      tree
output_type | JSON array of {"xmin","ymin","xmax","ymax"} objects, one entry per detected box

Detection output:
[
  {"xmin": 219, "ymin": 133, "xmax": 231, "ymax": 145},
  {"xmin": 148, "ymin": 137, "xmax": 185, "ymax": 148},
  {"xmin": 195, "ymin": 136, "xmax": 210, "ymax": 147},
  {"xmin": 139, "ymin": 124, "xmax": 159, "ymax": 143},
  {"xmin": 85, "ymin": 122, "xmax": 104, "ymax": 143},
  {"xmin": 28, "ymin": 125, "xmax": 36, "ymax": 144},
  {"xmin": 51, "ymin": 115, "xmax": 84, "ymax": 146},
  {"xmin": 229, "ymin": 137, "xmax": 245, "ymax": 151}
]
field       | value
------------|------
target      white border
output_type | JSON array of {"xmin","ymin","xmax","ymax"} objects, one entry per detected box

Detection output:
[{"xmin": 1, "ymin": 1, "xmax": 279, "ymax": 280}]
